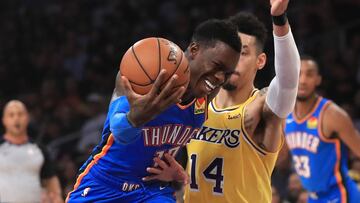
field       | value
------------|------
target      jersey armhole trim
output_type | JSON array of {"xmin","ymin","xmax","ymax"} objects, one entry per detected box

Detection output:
[
  {"xmin": 318, "ymin": 101, "xmax": 337, "ymax": 143},
  {"xmin": 333, "ymin": 139, "xmax": 348, "ymax": 202}
]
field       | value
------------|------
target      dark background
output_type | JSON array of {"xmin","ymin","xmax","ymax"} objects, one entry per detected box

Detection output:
[{"xmin": 0, "ymin": 0, "xmax": 359, "ymax": 200}]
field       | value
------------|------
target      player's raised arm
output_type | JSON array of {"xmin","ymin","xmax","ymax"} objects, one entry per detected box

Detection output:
[
  {"xmin": 324, "ymin": 103, "xmax": 360, "ymax": 157},
  {"xmin": 265, "ymin": 0, "xmax": 300, "ymax": 119}
]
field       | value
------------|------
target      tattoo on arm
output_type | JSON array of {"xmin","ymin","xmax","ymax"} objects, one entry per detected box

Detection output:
[{"xmin": 244, "ymin": 109, "xmax": 254, "ymax": 132}]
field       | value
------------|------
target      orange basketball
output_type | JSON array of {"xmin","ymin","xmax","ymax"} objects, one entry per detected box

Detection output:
[{"xmin": 119, "ymin": 37, "xmax": 190, "ymax": 95}]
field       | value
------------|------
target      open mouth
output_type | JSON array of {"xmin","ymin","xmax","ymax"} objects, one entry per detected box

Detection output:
[
  {"xmin": 15, "ymin": 123, "xmax": 21, "ymax": 129},
  {"xmin": 204, "ymin": 79, "xmax": 216, "ymax": 92}
]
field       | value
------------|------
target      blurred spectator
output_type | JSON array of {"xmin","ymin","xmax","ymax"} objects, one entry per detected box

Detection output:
[
  {"xmin": 296, "ymin": 190, "xmax": 308, "ymax": 203},
  {"xmin": 272, "ymin": 186, "xmax": 283, "ymax": 203},
  {"xmin": 272, "ymin": 147, "xmax": 293, "ymax": 199},
  {"xmin": 0, "ymin": 0, "xmax": 359, "ymax": 198},
  {"xmin": 286, "ymin": 173, "xmax": 304, "ymax": 203},
  {"xmin": 57, "ymin": 153, "xmax": 79, "ymax": 197},
  {"xmin": 77, "ymin": 93, "xmax": 107, "ymax": 153}
]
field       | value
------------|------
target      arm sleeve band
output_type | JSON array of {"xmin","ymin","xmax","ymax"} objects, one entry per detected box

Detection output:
[
  {"xmin": 266, "ymin": 28, "xmax": 300, "ymax": 118},
  {"xmin": 110, "ymin": 112, "xmax": 142, "ymax": 144}
]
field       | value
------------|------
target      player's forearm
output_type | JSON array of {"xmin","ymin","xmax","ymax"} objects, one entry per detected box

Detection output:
[
  {"xmin": 266, "ymin": 26, "xmax": 300, "ymax": 118},
  {"xmin": 110, "ymin": 112, "xmax": 142, "ymax": 144},
  {"xmin": 273, "ymin": 26, "xmax": 300, "ymax": 88},
  {"xmin": 171, "ymin": 147, "xmax": 188, "ymax": 191}
]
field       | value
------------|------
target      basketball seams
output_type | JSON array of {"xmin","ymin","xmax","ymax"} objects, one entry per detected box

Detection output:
[
  {"xmin": 120, "ymin": 38, "xmax": 188, "ymax": 94},
  {"xmin": 157, "ymin": 38, "xmax": 161, "ymax": 76},
  {"xmin": 128, "ymin": 80, "xmax": 153, "ymax": 86},
  {"xmin": 119, "ymin": 50, "xmax": 152, "ymax": 86},
  {"xmin": 131, "ymin": 46, "xmax": 154, "ymax": 83}
]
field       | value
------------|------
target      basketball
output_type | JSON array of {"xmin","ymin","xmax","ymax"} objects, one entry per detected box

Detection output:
[{"xmin": 119, "ymin": 37, "xmax": 190, "ymax": 95}]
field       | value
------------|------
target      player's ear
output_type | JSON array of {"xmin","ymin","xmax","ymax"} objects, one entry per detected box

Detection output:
[
  {"xmin": 188, "ymin": 42, "xmax": 200, "ymax": 60},
  {"xmin": 256, "ymin": 52, "xmax": 267, "ymax": 70}
]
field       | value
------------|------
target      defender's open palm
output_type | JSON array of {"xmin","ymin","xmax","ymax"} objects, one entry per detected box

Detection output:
[
  {"xmin": 121, "ymin": 70, "xmax": 186, "ymax": 127},
  {"xmin": 270, "ymin": 0, "xmax": 289, "ymax": 16}
]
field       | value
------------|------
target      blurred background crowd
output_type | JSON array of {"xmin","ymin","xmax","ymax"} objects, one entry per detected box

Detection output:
[{"xmin": 0, "ymin": 0, "xmax": 359, "ymax": 201}]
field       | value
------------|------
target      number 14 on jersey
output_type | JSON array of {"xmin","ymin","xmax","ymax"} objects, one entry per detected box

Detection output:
[{"xmin": 189, "ymin": 154, "xmax": 224, "ymax": 194}]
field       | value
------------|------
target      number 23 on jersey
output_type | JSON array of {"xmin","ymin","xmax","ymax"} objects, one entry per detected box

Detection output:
[{"xmin": 293, "ymin": 155, "xmax": 311, "ymax": 178}]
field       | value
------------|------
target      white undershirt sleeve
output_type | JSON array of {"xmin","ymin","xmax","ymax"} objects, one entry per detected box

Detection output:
[{"xmin": 265, "ymin": 28, "xmax": 300, "ymax": 118}]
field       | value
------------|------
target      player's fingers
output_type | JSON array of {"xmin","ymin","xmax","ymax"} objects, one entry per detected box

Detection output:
[
  {"xmin": 121, "ymin": 76, "xmax": 138, "ymax": 100},
  {"xmin": 164, "ymin": 153, "xmax": 180, "ymax": 167},
  {"xmin": 156, "ymin": 74, "xmax": 179, "ymax": 100},
  {"xmin": 146, "ymin": 167, "xmax": 163, "ymax": 175},
  {"xmin": 161, "ymin": 86, "xmax": 185, "ymax": 107},
  {"xmin": 182, "ymin": 173, "xmax": 190, "ymax": 184},
  {"xmin": 148, "ymin": 69, "xmax": 168, "ymax": 98},
  {"xmin": 154, "ymin": 157, "xmax": 169, "ymax": 169},
  {"xmin": 142, "ymin": 175, "xmax": 158, "ymax": 182}
]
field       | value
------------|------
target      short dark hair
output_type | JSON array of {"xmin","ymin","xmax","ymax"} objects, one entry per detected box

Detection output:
[
  {"xmin": 300, "ymin": 54, "xmax": 321, "ymax": 74},
  {"xmin": 228, "ymin": 12, "xmax": 267, "ymax": 52},
  {"xmin": 191, "ymin": 19, "xmax": 241, "ymax": 52}
]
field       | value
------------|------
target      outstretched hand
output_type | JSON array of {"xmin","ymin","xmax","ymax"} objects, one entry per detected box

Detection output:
[
  {"xmin": 270, "ymin": 0, "xmax": 289, "ymax": 16},
  {"xmin": 121, "ymin": 70, "xmax": 186, "ymax": 127},
  {"xmin": 142, "ymin": 153, "xmax": 189, "ymax": 184}
]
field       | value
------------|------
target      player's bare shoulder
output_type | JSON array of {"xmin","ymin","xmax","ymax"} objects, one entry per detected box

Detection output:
[
  {"xmin": 322, "ymin": 101, "xmax": 350, "ymax": 135},
  {"xmin": 323, "ymin": 101, "xmax": 345, "ymax": 119},
  {"xmin": 248, "ymin": 87, "xmax": 269, "ymax": 111}
]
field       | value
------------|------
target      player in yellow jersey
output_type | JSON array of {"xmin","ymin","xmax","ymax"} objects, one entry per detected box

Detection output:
[
  {"xmin": 182, "ymin": 0, "xmax": 300, "ymax": 202},
  {"xmin": 142, "ymin": 1, "xmax": 299, "ymax": 202}
]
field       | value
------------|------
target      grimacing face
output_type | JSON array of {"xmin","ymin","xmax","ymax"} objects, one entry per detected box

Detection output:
[
  {"xmin": 223, "ymin": 33, "xmax": 265, "ymax": 91},
  {"xmin": 297, "ymin": 59, "xmax": 321, "ymax": 101},
  {"xmin": 2, "ymin": 101, "xmax": 29, "ymax": 136},
  {"xmin": 186, "ymin": 41, "xmax": 240, "ymax": 98}
]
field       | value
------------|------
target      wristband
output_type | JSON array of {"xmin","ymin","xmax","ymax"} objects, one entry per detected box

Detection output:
[{"xmin": 272, "ymin": 12, "xmax": 287, "ymax": 26}]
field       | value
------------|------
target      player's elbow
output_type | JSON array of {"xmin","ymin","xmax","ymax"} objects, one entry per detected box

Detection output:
[{"xmin": 266, "ymin": 82, "xmax": 297, "ymax": 118}]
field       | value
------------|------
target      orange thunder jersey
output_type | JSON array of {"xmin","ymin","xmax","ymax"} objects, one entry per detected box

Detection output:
[{"xmin": 184, "ymin": 90, "xmax": 283, "ymax": 203}]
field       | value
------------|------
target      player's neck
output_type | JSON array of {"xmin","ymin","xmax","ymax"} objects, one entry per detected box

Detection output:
[
  {"xmin": 216, "ymin": 83, "xmax": 255, "ymax": 108},
  {"xmin": 4, "ymin": 133, "xmax": 29, "ymax": 145},
  {"xmin": 180, "ymin": 91, "xmax": 196, "ymax": 105},
  {"xmin": 295, "ymin": 94, "xmax": 319, "ymax": 119}
]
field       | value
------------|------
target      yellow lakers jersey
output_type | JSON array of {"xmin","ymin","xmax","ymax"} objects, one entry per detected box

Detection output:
[{"xmin": 184, "ymin": 90, "xmax": 282, "ymax": 203}]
